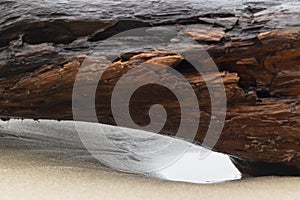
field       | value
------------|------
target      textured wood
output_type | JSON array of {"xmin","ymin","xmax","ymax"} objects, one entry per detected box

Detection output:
[{"xmin": 0, "ymin": 0, "xmax": 300, "ymax": 176}]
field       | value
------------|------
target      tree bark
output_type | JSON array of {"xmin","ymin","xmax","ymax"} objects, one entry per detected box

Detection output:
[{"xmin": 0, "ymin": 0, "xmax": 300, "ymax": 176}]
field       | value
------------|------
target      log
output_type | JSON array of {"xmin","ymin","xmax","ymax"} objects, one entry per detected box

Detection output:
[{"xmin": 0, "ymin": 0, "xmax": 300, "ymax": 176}]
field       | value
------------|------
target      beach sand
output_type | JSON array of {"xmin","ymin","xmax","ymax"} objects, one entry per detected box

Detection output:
[
  {"xmin": 1, "ymin": 150, "xmax": 300, "ymax": 200},
  {"xmin": 0, "ymin": 120, "xmax": 299, "ymax": 200}
]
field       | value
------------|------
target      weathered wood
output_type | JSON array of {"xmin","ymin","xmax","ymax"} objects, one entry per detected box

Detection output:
[{"xmin": 0, "ymin": 0, "xmax": 300, "ymax": 176}]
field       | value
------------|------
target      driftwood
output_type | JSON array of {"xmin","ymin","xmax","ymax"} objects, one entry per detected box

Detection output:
[{"xmin": 0, "ymin": 0, "xmax": 300, "ymax": 176}]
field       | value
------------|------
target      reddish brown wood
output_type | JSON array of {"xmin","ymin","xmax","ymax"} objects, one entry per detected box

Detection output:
[{"xmin": 0, "ymin": 0, "xmax": 300, "ymax": 176}]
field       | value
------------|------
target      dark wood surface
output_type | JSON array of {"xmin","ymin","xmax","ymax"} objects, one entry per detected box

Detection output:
[{"xmin": 0, "ymin": 0, "xmax": 300, "ymax": 176}]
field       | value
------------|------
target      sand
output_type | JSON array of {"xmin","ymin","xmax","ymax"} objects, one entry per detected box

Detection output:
[
  {"xmin": 1, "ymin": 150, "xmax": 300, "ymax": 200},
  {"xmin": 0, "ymin": 119, "xmax": 299, "ymax": 200}
]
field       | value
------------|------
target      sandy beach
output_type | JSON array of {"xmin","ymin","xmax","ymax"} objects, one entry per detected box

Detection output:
[
  {"xmin": 1, "ymin": 149, "xmax": 300, "ymax": 200},
  {"xmin": 0, "ymin": 120, "xmax": 299, "ymax": 200}
]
